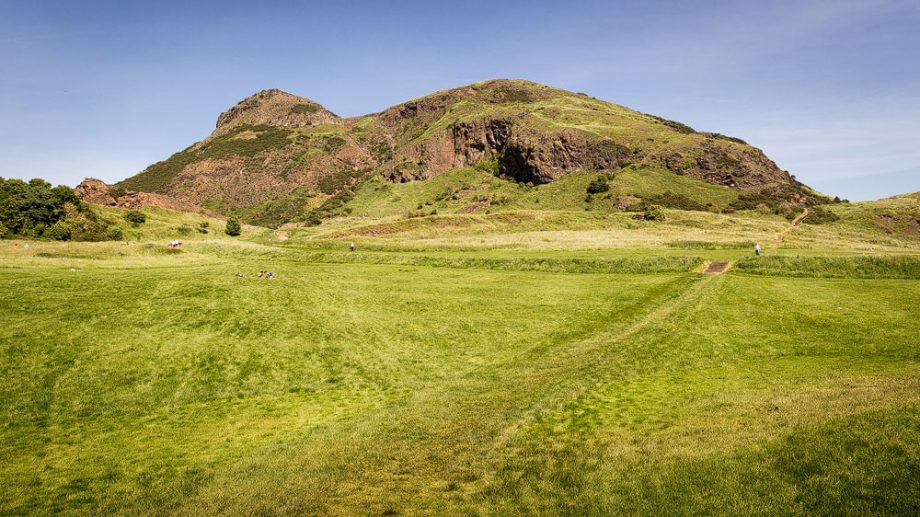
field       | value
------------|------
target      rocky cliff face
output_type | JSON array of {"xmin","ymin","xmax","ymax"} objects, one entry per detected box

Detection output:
[
  {"xmin": 99, "ymin": 79, "xmax": 819, "ymax": 226},
  {"xmin": 75, "ymin": 179, "xmax": 219, "ymax": 216},
  {"xmin": 75, "ymin": 178, "xmax": 117, "ymax": 206}
]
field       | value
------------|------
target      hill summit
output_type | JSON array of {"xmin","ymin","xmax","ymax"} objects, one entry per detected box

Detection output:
[{"xmin": 99, "ymin": 79, "xmax": 826, "ymax": 226}]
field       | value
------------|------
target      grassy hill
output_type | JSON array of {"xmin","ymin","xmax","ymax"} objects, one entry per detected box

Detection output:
[{"xmin": 111, "ymin": 80, "xmax": 827, "ymax": 227}]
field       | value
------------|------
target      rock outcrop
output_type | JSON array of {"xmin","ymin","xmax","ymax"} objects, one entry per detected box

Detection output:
[
  {"xmin": 74, "ymin": 178, "xmax": 117, "ymax": 206},
  {"xmin": 75, "ymin": 179, "xmax": 219, "ymax": 217}
]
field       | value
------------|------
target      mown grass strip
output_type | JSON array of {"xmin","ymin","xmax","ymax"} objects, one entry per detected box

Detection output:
[
  {"xmin": 294, "ymin": 252, "xmax": 702, "ymax": 274},
  {"xmin": 734, "ymin": 255, "xmax": 920, "ymax": 279}
]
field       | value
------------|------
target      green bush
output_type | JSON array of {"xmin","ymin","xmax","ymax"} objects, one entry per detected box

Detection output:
[
  {"xmin": 45, "ymin": 220, "xmax": 71, "ymax": 241},
  {"xmin": 475, "ymin": 155, "xmax": 500, "ymax": 176},
  {"xmin": 197, "ymin": 222, "xmax": 209, "ymax": 234},
  {"xmin": 124, "ymin": 210, "xmax": 146, "ymax": 225},
  {"xmin": 803, "ymin": 206, "xmax": 840, "ymax": 225},
  {"xmin": 642, "ymin": 205, "xmax": 665, "ymax": 221},
  {"xmin": 176, "ymin": 225, "xmax": 193, "ymax": 235},
  {"xmin": 586, "ymin": 176, "xmax": 610, "ymax": 195},
  {"xmin": 305, "ymin": 211, "xmax": 323, "ymax": 226},
  {"xmin": 106, "ymin": 227, "xmax": 124, "ymax": 241},
  {"xmin": 225, "ymin": 217, "xmax": 242, "ymax": 236},
  {"xmin": 108, "ymin": 185, "xmax": 127, "ymax": 200}
]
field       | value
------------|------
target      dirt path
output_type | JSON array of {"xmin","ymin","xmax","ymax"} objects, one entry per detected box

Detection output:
[
  {"xmin": 773, "ymin": 207, "xmax": 812, "ymax": 245},
  {"xmin": 704, "ymin": 261, "xmax": 730, "ymax": 274},
  {"xmin": 792, "ymin": 207, "xmax": 812, "ymax": 227}
]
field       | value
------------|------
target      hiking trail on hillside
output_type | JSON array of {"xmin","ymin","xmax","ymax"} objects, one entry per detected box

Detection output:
[{"xmin": 773, "ymin": 207, "xmax": 812, "ymax": 245}]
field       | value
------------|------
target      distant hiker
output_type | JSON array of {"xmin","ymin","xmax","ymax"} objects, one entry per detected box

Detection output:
[
  {"xmin": 258, "ymin": 271, "xmax": 265, "ymax": 279},
  {"xmin": 349, "ymin": 242, "xmax": 356, "ymax": 252},
  {"xmin": 236, "ymin": 272, "xmax": 245, "ymax": 278},
  {"xmin": 755, "ymin": 243, "xmax": 761, "ymax": 256},
  {"xmin": 267, "ymin": 271, "xmax": 276, "ymax": 279}
]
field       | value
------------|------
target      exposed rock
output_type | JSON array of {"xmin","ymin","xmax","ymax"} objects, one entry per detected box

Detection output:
[
  {"xmin": 75, "ymin": 178, "xmax": 219, "ymax": 217},
  {"xmin": 385, "ymin": 119, "xmax": 633, "ymax": 184},
  {"xmin": 74, "ymin": 178, "xmax": 117, "ymax": 206}
]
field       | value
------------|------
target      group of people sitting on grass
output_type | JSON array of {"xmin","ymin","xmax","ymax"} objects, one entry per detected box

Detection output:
[{"xmin": 167, "ymin": 240, "xmax": 183, "ymax": 249}]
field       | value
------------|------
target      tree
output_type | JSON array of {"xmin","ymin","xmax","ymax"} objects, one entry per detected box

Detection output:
[
  {"xmin": 225, "ymin": 217, "xmax": 241, "ymax": 236},
  {"xmin": 0, "ymin": 177, "xmax": 79, "ymax": 236}
]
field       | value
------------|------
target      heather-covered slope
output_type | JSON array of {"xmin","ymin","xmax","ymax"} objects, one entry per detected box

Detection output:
[{"xmin": 111, "ymin": 80, "xmax": 827, "ymax": 227}]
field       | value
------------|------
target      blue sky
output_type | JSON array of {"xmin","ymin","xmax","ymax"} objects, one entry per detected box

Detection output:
[{"xmin": 1, "ymin": 0, "xmax": 917, "ymax": 200}]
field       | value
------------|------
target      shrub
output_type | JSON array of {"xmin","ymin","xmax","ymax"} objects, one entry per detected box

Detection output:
[
  {"xmin": 197, "ymin": 222, "xmax": 209, "ymax": 234},
  {"xmin": 225, "ymin": 217, "xmax": 242, "ymax": 236},
  {"xmin": 0, "ymin": 221, "xmax": 8, "ymax": 239},
  {"xmin": 45, "ymin": 220, "xmax": 71, "ymax": 241},
  {"xmin": 176, "ymin": 225, "xmax": 193, "ymax": 235},
  {"xmin": 305, "ymin": 211, "xmax": 323, "ymax": 226},
  {"xmin": 106, "ymin": 227, "xmax": 124, "ymax": 241},
  {"xmin": 642, "ymin": 205, "xmax": 665, "ymax": 221},
  {"xmin": 124, "ymin": 210, "xmax": 146, "ymax": 225},
  {"xmin": 475, "ymin": 155, "xmax": 500, "ymax": 176},
  {"xmin": 108, "ymin": 185, "xmax": 126, "ymax": 200},
  {"xmin": 586, "ymin": 176, "xmax": 610, "ymax": 195},
  {"xmin": 803, "ymin": 206, "xmax": 840, "ymax": 225}
]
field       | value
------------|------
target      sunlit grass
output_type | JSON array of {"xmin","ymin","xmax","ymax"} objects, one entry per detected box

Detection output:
[{"xmin": 1, "ymin": 200, "xmax": 918, "ymax": 513}]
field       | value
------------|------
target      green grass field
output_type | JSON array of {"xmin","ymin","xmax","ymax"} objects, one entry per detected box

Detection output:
[{"xmin": 1, "ymin": 201, "xmax": 919, "ymax": 514}]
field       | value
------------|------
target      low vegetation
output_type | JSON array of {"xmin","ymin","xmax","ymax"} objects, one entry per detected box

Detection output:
[
  {"xmin": 0, "ymin": 178, "xmax": 123, "ymax": 241},
  {"xmin": 2, "ymin": 169, "xmax": 918, "ymax": 514},
  {"xmin": 734, "ymin": 255, "xmax": 920, "ymax": 279}
]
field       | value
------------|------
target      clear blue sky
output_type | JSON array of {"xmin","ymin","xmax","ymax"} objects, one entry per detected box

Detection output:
[{"xmin": 1, "ymin": 0, "xmax": 918, "ymax": 200}]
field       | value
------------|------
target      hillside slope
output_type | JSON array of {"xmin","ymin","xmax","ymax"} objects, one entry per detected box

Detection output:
[{"xmin": 110, "ymin": 80, "xmax": 826, "ymax": 227}]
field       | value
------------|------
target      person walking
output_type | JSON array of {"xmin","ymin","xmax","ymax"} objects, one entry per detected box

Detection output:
[
  {"xmin": 349, "ymin": 242, "xmax": 356, "ymax": 252},
  {"xmin": 755, "ymin": 243, "xmax": 761, "ymax": 256}
]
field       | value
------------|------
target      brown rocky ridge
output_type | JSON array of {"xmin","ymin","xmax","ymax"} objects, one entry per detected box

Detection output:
[
  {"xmin": 85, "ymin": 79, "xmax": 826, "ymax": 226},
  {"xmin": 75, "ymin": 178, "xmax": 220, "ymax": 217}
]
